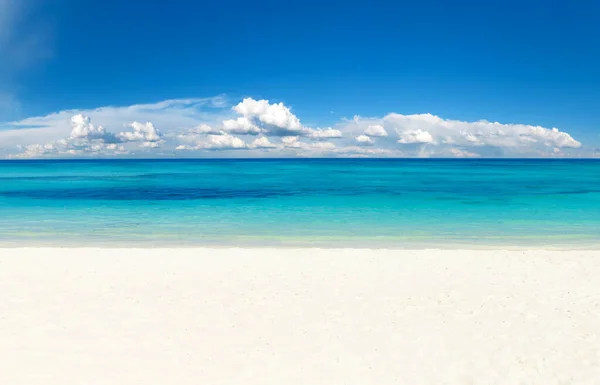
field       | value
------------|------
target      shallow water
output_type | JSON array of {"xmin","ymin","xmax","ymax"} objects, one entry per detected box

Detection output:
[{"xmin": 1, "ymin": 159, "xmax": 599, "ymax": 248}]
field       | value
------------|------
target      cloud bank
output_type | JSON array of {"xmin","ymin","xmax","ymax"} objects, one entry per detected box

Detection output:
[{"xmin": 0, "ymin": 95, "xmax": 587, "ymax": 159}]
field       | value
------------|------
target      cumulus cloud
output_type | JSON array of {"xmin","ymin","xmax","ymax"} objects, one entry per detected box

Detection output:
[
  {"xmin": 308, "ymin": 128, "xmax": 343, "ymax": 139},
  {"xmin": 281, "ymin": 136, "xmax": 303, "ymax": 148},
  {"xmin": 26, "ymin": 114, "xmax": 129, "ymax": 157},
  {"xmin": 336, "ymin": 111, "xmax": 583, "ymax": 157},
  {"xmin": 251, "ymin": 136, "xmax": 278, "ymax": 149},
  {"xmin": 233, "ymin": 98, "xmax": 303, "ymax": 135},
  {"xmin": 177, "ymin": 134, "xmax": 247, "ymax": 151},
  {"xmin": 355, "ymin": 135, "xmax": 374, "ymax": 146},
  {"xmin": 9, "ymin": 115, "xmax": 165, "ymax": 158},
  {"xmin": 382, "ymin": 113, "xmax": 580, "ymax": 149},
  {"xmin": 18, "ymin": 142, "xmax": 61, "ymax": 157},
  {"xmin": 397, "ymin": 129, "xmax": 434, "ymax": 144},
  {"xmin": 310, "ymin": 142, "xmax": 336, "ymax": 151},
  {"xmin": 226, "ymin": 99, "xmax": 344, "ymax": 141},
  {"xmin": 204, "ymin": 134, "xmax": 246, "ymax": 150},
  {"xmin": 222, "ymin": 117, "xmax": 263, "ymax": 135},
  {"xmin": 17, "ymin": 138, "xmax": 126, "ymax": 159},
  {"xmin": 188, "ymin": 124, "xmax": 224, "ymax": 135},
  {"xmin": 70, "ymin": 114, "xmax": 117, "ymax": 142},
  {"xmin": 0, "ymin": 96, "xmax": 227, "ymax": 150},
  {"xmin": 14, "ymin": 114, "xmax": 167, "ymax": 157},
  {"xmin": 1, "ymin": 95, "xmax": 587, "ymax": 159},
  {"xmin": 118, "ymin": 121, "xmax": 163, "ymax": 147},
  {"xmin": 364, "ymin": 124, "xmax": 388, "ymax": 137}
]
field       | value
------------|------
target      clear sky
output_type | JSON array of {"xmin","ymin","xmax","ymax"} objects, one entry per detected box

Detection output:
[{"xmin": 0, "ymin": 0, "xmax": 598, "ymax": 158}]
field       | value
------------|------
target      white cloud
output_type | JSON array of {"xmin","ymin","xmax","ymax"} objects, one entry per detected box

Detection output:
[
  {"xmin": 140, "ymin": 141, "xmax": 161, "ymax": 148},
  {"xmin": 397, "ymin": 129, "xmax": 434, "ymax": 144},
  {"xmin": 355, "ymin": 135, "xmax": 374, "ymax": 146},
  {"xmin": 222, "ymin": 117, "xmax": 263, "ymax": 135},
  {"xmin": 16, "ymin": 138, "xmax": 126, "ymax": 159},
  {"xmin": 203, "ymin": 134, "xmax": 247, "ymax": 150},
  {"xmin": 231, "ymin": 98, "xmax": 309, "ymax": 136},
  {"xmin": 308, "ymin": 128, "xmax": 343, "ymax": 139},
  {"xmin": 8, "ymin": 115, "xmax": 164, "ymax": 158},
  {"xmin": 364, "ymin": 124, "xmax": 388, "ymax": 137},
  {"xmin": 311, "ymin": 142, "xmax": 336, "ymax": 151},
  {"xmin": 1, "ymin": 95, "xmax": 587, "ymax": 158},
  {"xmin": 335, "ymin": 146, "xmax": 394, "ymax": 157},
  {"xmin": 177, "ymin": 133, "xmax": 247, "ymax": 151},
  {"xmin": 450, "ymin": 148, "xmax": 480, "ymax": 158},
  {"xmin": 281, "ymin": 136, "xmax": 302, "ymax": 148},
  {"xmin": 251, "ymin": 136, "xmax": 277, "ymax": 149},
  {"xmin": 70, "ymin": 114, "xmax": 117, "ymax": 142},
  {"xmin": 189, "ymin": 124, "xmax": 224, "ymax": 135},
  {"xmin": 0, "ymin": 96, "xmax": 227, "ymax": 149},
  {"xmin": 18, "ymin": 142, "xmax": 60, "ymax": 158},
  {"xmin": 382, "ymin": 113, "xmax": 580, "ymax": 149},
  {"xmin": 118, "ymin": 121, "xmax": 163, "ymax": 146},
  {"xmin": 234, "ymin": 98, "xmax": 302, "ymax": 132},
  {"xmin": 106, "ymin": 143, "xmax": 120, "ymax": 150}
]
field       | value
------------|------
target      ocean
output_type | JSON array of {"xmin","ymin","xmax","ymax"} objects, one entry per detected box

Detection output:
[{"xmin": 1, "ymin": 159, "xmax": 599, "ymax": 248}]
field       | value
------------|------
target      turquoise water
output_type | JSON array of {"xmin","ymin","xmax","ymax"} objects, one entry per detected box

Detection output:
[{"xmin": 1, "ymin": 159, "xmax": 599, "ymax": 248}]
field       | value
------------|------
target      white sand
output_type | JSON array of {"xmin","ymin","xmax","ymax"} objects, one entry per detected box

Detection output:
[{"xmin": 1, "ymin": 248, "xmax": 600, "ymax": 384}]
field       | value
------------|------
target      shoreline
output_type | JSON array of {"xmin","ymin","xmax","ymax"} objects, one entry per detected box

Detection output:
[{"xmin": 3, "ymin": 245, "xmax": 600, "ymax": 251}]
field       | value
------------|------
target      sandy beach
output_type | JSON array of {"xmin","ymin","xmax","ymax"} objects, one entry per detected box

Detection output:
[{"xmin": 1, "ymin": 248, "xmax": 600, "ymax": 384}]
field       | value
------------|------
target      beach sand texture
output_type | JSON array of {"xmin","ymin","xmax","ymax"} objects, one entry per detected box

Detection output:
[{"xmin": 2, "ymin": 248, "xmax": 600, "ymax": 384}]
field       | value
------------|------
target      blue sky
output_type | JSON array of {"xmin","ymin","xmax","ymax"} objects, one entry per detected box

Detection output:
[{"xmin": 0, "ymin": 0, "xmax": 598, "ymax": 158}]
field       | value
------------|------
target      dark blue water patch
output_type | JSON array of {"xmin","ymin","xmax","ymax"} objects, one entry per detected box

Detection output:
[
  {"xmin": 0, "ymin": 175, "xmax": 140, "ymax": 182},
  {"xmin": 0, "ymin": 187, "xmax": 302, "ymax": 201},
  {"xmin": 0, "ymin": 172, "xmax": 195, "ymax": 181},
  {"xmin": 1, "ymin": 186, "xmax": 408, "ymax": 201},
  {"xmin": 3, "ymin": 183, "xmax": 599, "ymax": 201},
  {"xmin": 529, "ymin": 189, "xmax": 600, "ymax": 196}
]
